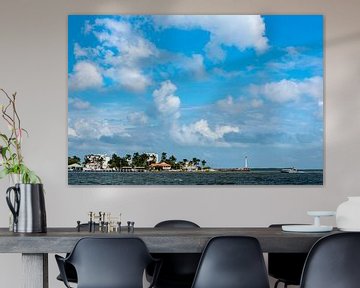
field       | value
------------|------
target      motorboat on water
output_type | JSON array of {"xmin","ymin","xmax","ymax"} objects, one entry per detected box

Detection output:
[{"xmin": 281, "ymin": 167, "xmax": 298, "ymax": 173}]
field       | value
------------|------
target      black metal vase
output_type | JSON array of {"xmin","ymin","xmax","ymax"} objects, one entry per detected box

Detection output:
[{"xmin": 6, "ymin": 183, "xmax": 47, "ymax": 233}]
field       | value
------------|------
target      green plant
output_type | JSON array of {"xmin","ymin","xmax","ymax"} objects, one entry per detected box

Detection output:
[{"xmin": 0, "ymin": 88, "xmax": 41, "ymax": 183}]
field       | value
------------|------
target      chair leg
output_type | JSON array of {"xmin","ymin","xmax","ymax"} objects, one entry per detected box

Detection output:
[{"xmin": 274, "ymin": 280, "xmax": 290, "ymax": 288}]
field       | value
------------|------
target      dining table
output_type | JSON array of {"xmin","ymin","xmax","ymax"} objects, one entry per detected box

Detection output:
[{"xmin": 0, "ymin": 226, "xmax": 339, "ymax": 288}]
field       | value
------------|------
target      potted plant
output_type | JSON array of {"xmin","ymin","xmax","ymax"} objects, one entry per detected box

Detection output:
[
  {"xmin": 0, "ymin": 89, "xmax": 40, "ymax": 183},
  {"xmin": 0, "ymin": 88, "xmax": 46, "ymax": 233}
]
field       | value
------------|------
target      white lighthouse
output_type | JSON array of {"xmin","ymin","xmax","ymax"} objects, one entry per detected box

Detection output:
[{"xmin": 241, "ymin": 156, "xmax": 250, "ymax": 172}]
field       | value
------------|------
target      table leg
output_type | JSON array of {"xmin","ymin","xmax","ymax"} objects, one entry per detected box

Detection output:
[{"xmin": 22, "ymin": 253, "xmax": 48, "ymax": 288}]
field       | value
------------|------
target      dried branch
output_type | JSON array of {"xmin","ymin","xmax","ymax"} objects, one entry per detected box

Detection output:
[{"xmin": 0, "ymin": 88, "xmax": 39, "ymax": 183}]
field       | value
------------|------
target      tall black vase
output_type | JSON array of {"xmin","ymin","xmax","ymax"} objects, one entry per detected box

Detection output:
[{"xmin": 6, "ymin": 183, "xmax": 47, "ymax": 233}]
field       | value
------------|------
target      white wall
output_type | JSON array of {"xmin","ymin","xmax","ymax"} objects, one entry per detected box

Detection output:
[{"xmin": 1, "ymin": 0, "xmax": 360, "ymax": 286}]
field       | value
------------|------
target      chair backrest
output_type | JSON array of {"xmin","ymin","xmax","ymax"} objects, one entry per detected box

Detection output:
[
  {"xmin": 268, "ymin": 224, "xmax": 308, "ymax": 285},
  {"xmin": 67, "ymin": 237, "xmax": 154, "ymax": 288},
  {"xmin": 155, "ymin": 220, "xmax": 200, "ymax": 228},
  {"xmin": 151, "ymin": 220, "xmax": 201, "ymax": 286},
  {"xmin": 300, "ymin": 232, "xmax": 360, "ymax": 288},
  {"xmin": 191, "ymin": 236, "xmax": 270, "ymax": 288}
]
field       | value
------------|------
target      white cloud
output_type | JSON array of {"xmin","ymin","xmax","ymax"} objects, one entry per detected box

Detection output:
[
  {"xmin": 74, "ymin": 43, "xmax": 104, "ymax": 59},
  {"xmin": 181, "ymin": 54, "xmax": 206, "ymax": 79},
  {"xmin": 68, "ymin": 127, "xmax": 77, "ymax": 137},
  {"xmin": 72, "ymin": 18, "xmax": 157, "ymax": 93},
  {"xmin": 154, "ymin": 15, "xmax": 268, "ymax": 62},
  {"xmin": 153, "ymin": 80, "xmax": 181, "ymax": 118},
  {"xmin": 68, "ymin": 61, "xmax": 103, "ymax": 90},
  {"xmin": 251, "ymin": 99, "xmax": 263, "ymax": 108},
  {"xmin": 151, "ymin": 81, "xmax": 240, "ymax": 147},
  {"xmin": 250, "ymin": 77, "xmax": 323, "ymax": 103},
  {"xmin": 213, "ymin": 67, "xmax": 242, "ymax": 78},
  {"xmin": 74, "ymin": 43, "xmax": 88, "ymax": 58},
  {"xmin": 93, "ymin": 19, "xmax": 131, "ymax": 46},
  {"xmin": 260, "ymin": 80, "xmax": 300, "ymax": 102},
  {"xmin": 171, "ymin": 119, "xmax": 239, "ymax": 145},
  {"xmin": 90, "ymin": 18, "xmax": 158, "ymax": 92},
  {"xmin": 69, "ymin": 98, "xmax": 91, "ymax": 110},
  {"xmin": 84, "ymin": 20, "xmax": 93, "ymax": 34},
  {"xmin": 106, "ymin": 66, "xmax": 151, "ymax": 92},
  {"xmin": 69, "ymin": 118, "xmax": 129, "ymax": 140},
  {"xmin": 216, "ymin": 95, "xmax": 263, "ymax": 114},
  {"xmin": 266, "ymin": 46, "xmax": 322, "ymax": 72},
  {"xmin": 300, "ymin": 76, "xmax": 323, "ymax": 100},
  {"xmin": 157, "ymin": 52, "xmax": 207, "ymax": 79},
  {"xmin": 93, "ymin": 18, "xmax": 158, "ymax": 63},
  {"xmin": 127, "ymin": 111, "xmax": 148, "ymax": 125},
  {"xmin": 217, "ymin": 95, "xmax": 238, "ymax": 111},
  {"xmin": 72, "ymin": 17, "xmax": 217, "ymax": 93}
]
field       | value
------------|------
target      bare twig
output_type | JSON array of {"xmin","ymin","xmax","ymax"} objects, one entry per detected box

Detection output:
[{"xmin": 0, "ymin": 89, "xmax": 23, "ymax": 168}]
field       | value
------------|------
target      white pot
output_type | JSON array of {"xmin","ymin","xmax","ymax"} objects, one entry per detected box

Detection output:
[
  {"xmin": 336, "ymin": 197, "xmax": 360, "ymax": 231},
  {"xmin": 9, "ymin": 173, "xmax": 22, "ymax": 185}
]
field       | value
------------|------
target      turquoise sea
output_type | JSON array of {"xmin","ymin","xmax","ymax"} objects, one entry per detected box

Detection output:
[{"xmin": 68, "ymin": 170, "xmax": 323, "ymax": 185}]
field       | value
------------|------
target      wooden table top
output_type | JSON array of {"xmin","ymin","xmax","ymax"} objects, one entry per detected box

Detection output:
[{"xmin": 0, "ymin": 227, "xmax": 339, "ymax": 253}]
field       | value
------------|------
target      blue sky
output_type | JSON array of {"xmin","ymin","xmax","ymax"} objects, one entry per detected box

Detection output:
[{"xmin": 68, "ymin": 15, "xmax": 323, "ymax": 169}]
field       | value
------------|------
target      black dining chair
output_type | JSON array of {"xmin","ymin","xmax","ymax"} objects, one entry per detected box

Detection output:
[
  {"xmin": 268, "ymin": 224, "xmax": 308, "ymax": 288},
  {"xmin": 191, "ymin": 236, "xmax": 270, "ymax": 288},
  {"xmin": 300, "ymin": 232, "xmax": 360, "ymax": 288},
  {"xmin": 147, "ymin": 220, "xmax": 201, "ymax": 288},
  {"xmin": 56, "ymin": 223, "xmax": 99, "ymax": 284},
  {"xmin": 56, "ymin": 262, "xmax": 77, "ymax": 284},
  {"xmin": 55, "ymin": 237, "xmax": 161, "ymax": 288}
]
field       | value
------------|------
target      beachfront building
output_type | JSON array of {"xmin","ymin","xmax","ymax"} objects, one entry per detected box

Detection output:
[
  {"xmin": 182, "ymin": 165, "xmax": 198, "ymax": 171},
  {"xmin": 68, "ymin": 163, "xmax": 83, "ymax": 171},
  {"xmin": 102, "ymin": 155, "xmax": 111, "ymax": 169},
  {"xmin": 150, "ymin": 162, "xmax": 172, "ymax": 171},
  {"xmin": 181, "ymin": 160, "xmax": 199, "ymax": 171},
  {"xmin": 146, "ymin": 153, "xmax": 159, "ymax": 164},
  {"xmin": 84, "ymin": 154, "xmax": 111, "ymax": 170}
]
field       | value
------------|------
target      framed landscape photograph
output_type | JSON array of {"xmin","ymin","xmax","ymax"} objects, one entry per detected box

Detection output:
[{"xmin": 68, "ymin": 15, "xmax": 323, "ymax": 185}]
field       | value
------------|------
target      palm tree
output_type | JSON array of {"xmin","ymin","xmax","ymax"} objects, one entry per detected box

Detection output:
[
  {"xmin": 119, "ymin": 157, "xmax": 129, "ymax": 168},
  {"xmin": 125, "ymin": 154, "xmax": 131, "ymax": 164},
  {"xmin": 161, "ymin": 152, "xmax": 167, "ymax": 162},
  {"xmin": 168, "ymin": 155, "xmax": 177, "ymax": 169},
  {"xmin": 84, "ymin": 155, "xmax": 90, "ymax": 165},
  {"xmin": 68, "ymin": 156, "xmax": 81, "ymax": 165},
  {"xmin": 98, "ymin": 156, "xmax": 104, "ymax": 169},
  {"xmin": 139, "ymin": 153, "xmax": 149, "ymax": 167},
  {"xmin": 192, "ymin": 157, "xmax": 200, "ymax": 167},
  {"xmin": 109, "ymin": 153, "xmax": 121, "ymax": 168},
  {"xmin": 201, "ymin": 160, "xmax": 207, "ymax": 169},
  {"xmin": 132, "ymin": 152, "xmax": 144, "ymax": 167},
  {"xmin": 178, "ymin": 161, "xmax": 184, "ymax": 169}
]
